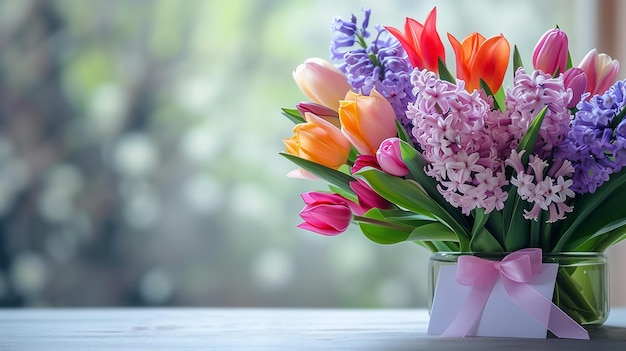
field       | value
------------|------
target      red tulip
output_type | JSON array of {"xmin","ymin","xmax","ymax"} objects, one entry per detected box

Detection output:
[
  {"xmin": 447, "ymin": 32, "xmax": 510, "ymax": 93},
  {"xmin": 385, "ymin": 7, "xmax": 446, "ymax": 74}
]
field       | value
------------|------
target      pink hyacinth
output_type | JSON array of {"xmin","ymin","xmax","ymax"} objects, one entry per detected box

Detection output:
[
  {"xmin": 407, "ymin": 69, "xmax": 508, "ymax": 215},
  {"xmin": 486, "ymin": 68, "xmax": 571, "ymax": 159},
  {"xmin": 506, "ymin": 151, "xmax": 575, "ymax": 223}
]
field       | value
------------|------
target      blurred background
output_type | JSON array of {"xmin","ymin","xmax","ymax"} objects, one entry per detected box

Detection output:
[{"xmin": 0, "ymin": 0, "xmax": 624, "ymax": 308}]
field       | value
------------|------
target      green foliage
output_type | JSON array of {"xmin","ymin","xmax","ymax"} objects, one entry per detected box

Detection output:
[
  {"xmin": 279, "ymin": 153, "xmax": 356, "ymax": 195},
  {"xmin": 282, "ymin": 108, "xmax": 305, "ymax": 124},
  {"xmin": 356, "ymin": 168, "xmax": 471, "ymax": 251},
  {"xmin": 513, "ymin": 45, "xmax": 524, "ymax": 73},
  {"xmin": 437, "ymin": 58, "xmax": 456, "ymax": 84}
]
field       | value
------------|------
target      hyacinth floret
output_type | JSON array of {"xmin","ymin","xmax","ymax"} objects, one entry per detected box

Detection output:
[
  {"xmin": 556, "ymin": 79, "xmax": 626, "ymax": 193},
  {"xmin": 331, "ymin": 9, "xmax": 415, "ymax": 139},
  {"xmin": 485, "ymin": 68, "xmax": 571, "ymax": 161},
  {"xmin": 407, "ymin": 69, "xmax": 508, "ymax": 215},
  {"xmin": 506, "ymin": 150, "xmax": 575, "ymax": 223}
]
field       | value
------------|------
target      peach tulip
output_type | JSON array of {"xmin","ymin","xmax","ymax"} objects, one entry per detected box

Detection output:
[
  {"xmin": 338, "ymin": 89, "xmax": 398, "ymax": 155},
  {"xmin": 578, "ymin": 49, "xmax": 620, "ymax": 97},
  {"xmin": 293, "ymin": 58, "xmax": 351, "ymax": 111},
  {"xmin": 284, "ymin": 112, "xmax": 351, "ymax": 169},
  {"xmin": 448, "ymin": 32, "xmax": 510, "ymax": 93}
]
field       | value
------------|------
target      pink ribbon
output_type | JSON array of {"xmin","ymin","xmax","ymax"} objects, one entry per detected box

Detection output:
[{"xmin": 441, "ymin": 248, "xmax": 589, "ymax": 340}]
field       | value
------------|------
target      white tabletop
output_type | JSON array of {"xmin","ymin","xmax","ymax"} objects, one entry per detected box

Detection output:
[{"xmin": 1, "ymin": 308, "xmax": 625, "ymax": 350}]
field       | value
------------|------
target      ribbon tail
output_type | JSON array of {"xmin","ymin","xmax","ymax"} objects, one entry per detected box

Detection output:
[
  {"xmin": 504, "ymin": 281, "xmax": 589, "ymax": 340},
  {"xmin": 547, "ymin": 304, "xmax": 590, "ymax": 340},
  {"xmin": 441, "ymin": 276, "xmax": 496, "ymax": 337}
]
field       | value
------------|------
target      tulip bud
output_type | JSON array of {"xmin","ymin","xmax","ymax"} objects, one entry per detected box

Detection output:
[
  {"xmin": 339, "ymin": 89, "xmax": 397, "ymax": 155},
  {"xmin": 578, "ymin": 49, "xmax": 620, "ymax": 97},
  {"xmin": 297, "ymin": 192, "xmax": 353, "ymax": 236},
  {"xmin": 376, "ymin": 138, "xmax": 410, "ymax": 176},
  {"xmin": 293, "ymin": 58, "xmax": 351, "ymax": 111},
  {"xmin": 348, "ymin": 179, "xmax": 392, "ymax": 215},
  {"xmin": 351, "ymin": 155, "xmax": 381, "ymax": 174},
  {"xmin": 296, "ymin": 102, "xmax": 340, "ymax": 128},
  {"xmin": 562, "ymin": 68, "xmax": 587, "ymax": 109},
  {"xmin": 532, "ymin": 28, "xmax": 569, "ymax": 75}
]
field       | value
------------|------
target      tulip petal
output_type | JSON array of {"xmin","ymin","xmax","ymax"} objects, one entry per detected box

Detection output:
[
  {"xmin": 472, "ymin": 34, "xmax": 510, "ymax": 93},
  {"xmin": 447, "ymin": 33, "xmax": 470, "ymax": 83},
  {"xmin": 421, "ymin": 7, "xmax": 446, "ymax": 72},
  {"xmin": 386, "ymin": 22, "xmax": 424, "ymax": 69}
]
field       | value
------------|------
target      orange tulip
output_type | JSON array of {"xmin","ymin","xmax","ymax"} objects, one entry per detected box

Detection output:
[
  {"xmin": 284, "ymin": 112, "xmax": 351, "ymax": 170},
  {"xmin": 339, "ymin": 89, "xmax": 397, "ymax": 155},
  {"xmin": 385, "ymin": 7, "xmax": 445, "ymax": 74},
  {"xmin": 447, "ymin": 32, "xmax": 510, "ymax": 93}
]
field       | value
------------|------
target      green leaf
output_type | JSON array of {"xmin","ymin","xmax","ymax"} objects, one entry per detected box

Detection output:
[
  {"xmin": 494, "ymin": 87, "xmax": 506, "ymax": 112},
  {"xmin": 552, "ymin": 170, "xmax": 626, "ymax": 252},
  {"xmin": 470, "ymin": 226, "xmax": 505, "ymax": 252},
  {"xmin": 438, "ymin": 57, "xmax": 456, "ymax": 84},
  {"xmin": 479, "ymin": 79, "xmax": 501, "ymax": 111},
  {"xmin": 517, "ymin": 106, "xmax": 548, "ymax": 165},
  {"xmin": 279, "ymin": 152, "xmax": 355, "ymax": 195},
  {"xmin": 500, "ymin": 107, "xmax": 547, "ymax": 248},
  {"xmin": 355, "ymin": 208, "xmax": 458, "ymax": 244},
  {"xmin": 513, "ymin": 45, "xmax": 524, "ymax": 73},
  {"xmin": 561, "ymin": 184, "xmax": 626, "ymax": 250},
  {"xmin": 399, "ymin": 141, "xmax": 469, "ymax": 229},
  {"xmin": 281, "ymin": 108, "xmax": 305, "ymax": 124},
  {"xmin": 356, "ymin": 168, "xmax": 471, "ymax": 250},
  {"xmin": 395, "ymin": 119, "xmax": 412, "ymax": 145},
  {"xmin": 566, "ymin": 50, "xmax": 573, "ymax": 70},
  {"xmin": 592, "ymin": 226, "xmax": 626, "ymax": 252},
  {"xmin": 503, "ymin": 193, "xmax": 531, "ymax": 251},
  {"xmin": 327, "ymin": 184, "xmax": 357, "ymax": 203}
]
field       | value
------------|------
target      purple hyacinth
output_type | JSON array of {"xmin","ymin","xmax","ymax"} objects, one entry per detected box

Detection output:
[
  {"xmin": 330, "ymin": 9, "xmax": 415, "ymax": 142},
  {"xmin": 555, "ymin": 79, "xmax": 626, "ymax": 193}
]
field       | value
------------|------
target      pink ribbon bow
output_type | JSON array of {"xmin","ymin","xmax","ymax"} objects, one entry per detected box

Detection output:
[{"xmin": 441, "ymin": 248, "xmax": 589, "ymax": 340}]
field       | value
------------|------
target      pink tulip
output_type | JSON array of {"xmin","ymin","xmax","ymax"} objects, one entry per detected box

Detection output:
[
  {"xmin": 348, "ymin": 179, "xmax": 392, "ymax": 215},
  {"xmin": 297, "ymin": 192, "xmax": 353, "ymax": 236},
  {"xmin": 532, "ymin": 28, "xmax": 569, "ymax": 75},
  {"xmin": 293, "ymin": 58, "xmax": 351, "ymax": 111},
  {"xmin": 578, "ymin": 49, "xmax": 620, "ymax": 97},
  {"xmin": 296, "ymin": 102, "xmax": 340, "ymax": 128},
  {"xmin": 339, "ymin": 89, "xmax": 398, "ymax": 155},
  {"xmin": 376, "ymin": 138, "xmax": 410, "ymax": 176},
  {"xmin": 562, "ymin": 68, "xmax": 588, "ymax": 109},
  {"xmin": 351, "ymin": 155, "xmax": 381, "ymax": 174}
]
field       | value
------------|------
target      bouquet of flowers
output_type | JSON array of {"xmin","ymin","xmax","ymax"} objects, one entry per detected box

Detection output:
[{"xmin": 280, "ymin": 7, "xmax": 622, "ymax": 330}]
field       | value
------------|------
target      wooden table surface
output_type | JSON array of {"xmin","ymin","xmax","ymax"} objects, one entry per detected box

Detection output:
[{"xmin": 1, "ymin": 308, "xmax": 625, "ymax": 350}]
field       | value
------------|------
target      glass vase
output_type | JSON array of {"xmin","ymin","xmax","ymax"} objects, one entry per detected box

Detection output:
[{"xmin": 428, "ymin": 252, "xmax": 609, "ymax": 327}]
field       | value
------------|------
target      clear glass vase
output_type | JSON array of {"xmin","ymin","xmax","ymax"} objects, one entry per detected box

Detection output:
[{"xmin": 428, "ymin": 252, "xmax": 609, "ymax": 327}]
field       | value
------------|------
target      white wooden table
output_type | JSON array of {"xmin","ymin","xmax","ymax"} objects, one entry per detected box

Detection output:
[{"xmin": 1, "ymin": 308, "xmax": 625, "ymax": 350}]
